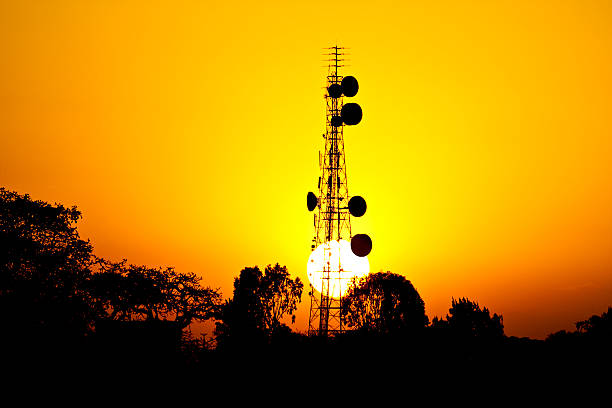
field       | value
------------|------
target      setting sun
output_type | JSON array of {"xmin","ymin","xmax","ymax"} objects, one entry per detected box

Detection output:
[{"xmin": 307, "ymin": 240, "xmax": 370, "ymax": 299}]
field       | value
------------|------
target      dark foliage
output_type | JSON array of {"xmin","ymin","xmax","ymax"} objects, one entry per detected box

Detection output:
[
  {"xmin": 0, "ymin": 187, "xmax": 221, "ymax": 368},
  {"xmin": 576, "ymin": 306, "xmax": 612, "ymax": 338},
  {"xmin": 435, "ymin": 297, "xmax": 505, "ymax": 339},
  {"xmin": 215, "ymin": 264, "xmax": 303, "ymax": 350},
  {"xmin": 544, "ymin": 307, "xmax": 612, "ymax": 370},
  {"xmin": 341, "ymin": 271, "xmax": 428, "ymax": 335},
  {"xmin": 0, "ymin": 187, "xmax": 97, "ymax": 344},
  {"xmin": 88, "ymin": 258, "xmax": 222, "ymax": 328}
]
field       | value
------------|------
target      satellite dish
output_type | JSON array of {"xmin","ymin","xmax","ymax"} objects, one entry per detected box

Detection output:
[
  {"xmin": 330, "ymin": 116, "xmax": 343, "ymax": 127},
  {"xmin": 328, "ymin": 83, "xmax": 342, "ymax": 98},
  {"xmin": 307, "ymin": 192, "xmax": 318, "ymax": 211},
  {"xmin": 348, "ymin": 196, "xmax": 367, "ymax": 217},
  {"xmin": 341, "ymin": 76, "xmax": 359, "ymax": 97},
  {"xmin": 341, "ymin": 103, "xmax": 362, "ymax": 126},
  {"xmin": 351, "ymin": 234, "xmax": 372, "ymax": 257}
]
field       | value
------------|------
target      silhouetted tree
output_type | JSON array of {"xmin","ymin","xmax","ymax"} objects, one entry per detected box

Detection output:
[
  {"xmin": 0, "ymin": 188, "xmax": 97, "ymax": 342},
  {"xmin": 0, "ymin": 187, "xmax": 222, "ymax": 368},
  {"xmin": 89, "ymin": 258, "xmax": 222, "ymax": 328},
  {"xmin": 543, "ymin": 307, "xmax": 612, "ymax": 369},
  {"xmin": 215, "ymin": 264, "xmax": 303, "ymax": 348},
  {"xmin": 341, "ymin": 272, "xmax": 428, "ymax": 335},
  {"xmin": 442, "ymin": 297, "xmax": 504, "ymax": 339},
  {"xmin": 576, "ymin": 307, "xmax": 612, "ymax": 339},
  {"xmin": 429, "ymin": 315, "xmax": 450, "ymax": 330}
]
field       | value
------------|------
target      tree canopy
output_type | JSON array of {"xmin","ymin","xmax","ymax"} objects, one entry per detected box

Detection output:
[
  {"xmin": 433, "ymin": 297, "xmax": 504, "ymax": 339},
  {"xmin": 341, "ymin": 271, "xmax": 429, "ymax": 335},
  {"xmin": 88, "ymin": 258, "xmax": 222, "ymax": 328},
  {"xmin": 576, "ymin": 307, "xmax": 612, "ymax": 339},
  {"xmin": 0, "ymin": 187, "xmax": 221, "ymax": 348},
  {"xmin": 215, "ymin": 263, "xmax": 303, "ymax": 347},
  {"xmin": 0, "ymin": 187, "xmax": 96, "ymax": 338}
]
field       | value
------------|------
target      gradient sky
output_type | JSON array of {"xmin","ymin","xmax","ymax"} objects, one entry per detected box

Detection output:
[{"xmin": 1, "ymin": 0, "xmax": 611, "ymax": 339}]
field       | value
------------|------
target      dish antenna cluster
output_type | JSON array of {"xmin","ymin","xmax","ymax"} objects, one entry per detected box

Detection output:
[{"xmin": 306, "ymin": 46, "xmax": 373, "ymax": 336}]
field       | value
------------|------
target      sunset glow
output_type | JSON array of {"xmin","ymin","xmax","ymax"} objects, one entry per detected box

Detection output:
[{"xmin": 307, "ymin": 240, "xmax": 370, "ymax": 299}]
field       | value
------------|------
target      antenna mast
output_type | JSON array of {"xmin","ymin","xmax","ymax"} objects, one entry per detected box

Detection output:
[{"xmin": 306, "ymin": 46, "xmax": 371, "ymax": 337}]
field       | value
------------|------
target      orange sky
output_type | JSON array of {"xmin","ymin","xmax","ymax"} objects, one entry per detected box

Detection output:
[{"xmin": 1, "ymin": 0, "xmax": 611, "ymax": 339}]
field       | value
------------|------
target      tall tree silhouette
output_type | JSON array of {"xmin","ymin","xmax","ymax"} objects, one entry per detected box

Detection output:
[
  {"xmin": 441, "ymin": 297, "xmax": 504, "ymax": 339},
  {"xmin": 341, "ymin": 272, "xmax": 429, "ymax": 335},
  {"xmin": 0, "ymin": 188, "xmax": 97, "ymax": 342},
  {"xmin": 215, "ymin": 264, "xmax": 303, "ymax": 348}
]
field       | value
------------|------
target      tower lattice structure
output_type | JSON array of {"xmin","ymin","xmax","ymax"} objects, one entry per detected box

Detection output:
[{"xmin": 308, "ymin": 47, "xmax": 353, "ymax": 337}]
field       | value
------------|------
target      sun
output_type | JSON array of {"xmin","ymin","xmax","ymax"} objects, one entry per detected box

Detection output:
[{"xmin": 307, "ymin": 240, "xmax": 370, "ymax": 299}]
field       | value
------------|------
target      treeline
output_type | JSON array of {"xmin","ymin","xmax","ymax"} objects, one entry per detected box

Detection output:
[
  {"xmin": 0, "ymin": 188, "xmax": 221, "ymax": 365},
  {"xmin": 1, "ymin": 187, "xmax": 610, "ymax": 372}
]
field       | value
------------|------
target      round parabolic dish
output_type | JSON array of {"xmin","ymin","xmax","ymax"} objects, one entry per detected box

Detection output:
[
  {"xmin": 348, "ymin": 196, "xmax": 367, "ymax": 217},
  {"xmin": 331, "ymin": 116, "xmax": 343, "ymax": 127},
  {"xmin": 328, "ymin": 83, "xmax": 342, "ymax": 98},
  {"xmin": 341, "ymin": 76, "xmax": 359, "ymax": 97},
  {"xmin": 341, "ymin": 103, "xmax": 362, "ymax": 126},
  {"xmin": 351, "ymin": 234, "xmax": 372, "ymax": 257}
]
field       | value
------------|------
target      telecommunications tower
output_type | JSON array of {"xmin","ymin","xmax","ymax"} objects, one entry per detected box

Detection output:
[{"xmin": 306, "ymin": 46, "xmax": 372, "ymax": 337}]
